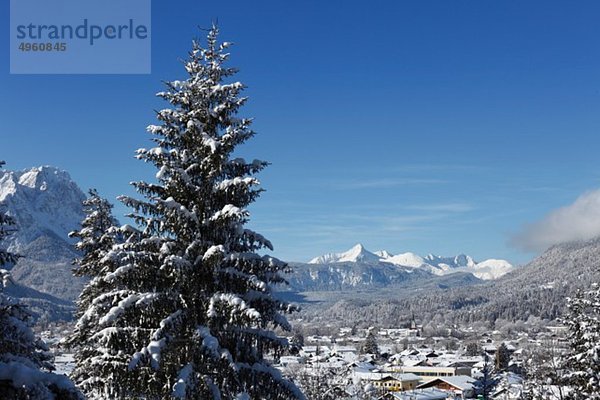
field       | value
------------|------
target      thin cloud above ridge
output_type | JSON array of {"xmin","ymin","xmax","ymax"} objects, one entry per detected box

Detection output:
[{"xmin": 511, "ymin": 188, "xmax": 600, "ymax": 252}]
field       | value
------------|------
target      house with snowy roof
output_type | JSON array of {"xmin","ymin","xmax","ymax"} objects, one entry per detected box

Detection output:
[
  {"xmin": 400, "ymin": 365, "xmax": 472, "ymax": 383},
  {"xmin": 416, "ymin": 376, "xmax": 475, "ymax": 398}
]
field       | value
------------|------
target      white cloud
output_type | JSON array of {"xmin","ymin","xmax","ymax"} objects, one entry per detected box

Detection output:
[{"xmin": 512, "ymin": 189, "xmax": 600, "ymax": 252}]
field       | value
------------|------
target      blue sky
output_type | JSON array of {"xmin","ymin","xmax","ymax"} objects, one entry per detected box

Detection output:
[{"xmin": 2, "ymin": 1, "xmax": 600, "ymax": 264}]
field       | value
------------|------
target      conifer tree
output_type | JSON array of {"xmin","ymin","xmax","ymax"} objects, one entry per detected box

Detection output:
[
  {"xmin": 66, "ymin": 189, "xmax": 122, "ymax": 398},
  {"xmin": 69, "ymin": 189, "xmax": 121, "ymax": 307},
  {"xmin": 466, "ymin": 342, "xmax": 480, "ymax": 357},
  {"xmin": 0, "ymin": 161, "xmax": 81, "ymax": 400},
  {"xmin": 71, "ymin": 26, "xmax": 303, "ymax": 399},
  {"xmin": 495, "ymin": 343, "xmax": 510, "ymax": 371},
  {"xmin": 474, "ymin": 352, "xmax": 498, "ymax": 400},
  {"xmin": 290, "ymin": 330, "xmax": 305, "ymax": 350},
  {"xmin": 561, "ymin": 285, "xmax": 600, "ymax": 399},
  {"xmin": 362, "ymin": 330, "xmax": 379, "ymax": 356},
  {"xmin": 524, "ymin": 286, "xmax": 600, "ymax": 400}
]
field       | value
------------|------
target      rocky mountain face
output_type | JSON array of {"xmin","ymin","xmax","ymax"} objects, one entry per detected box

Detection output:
[
  {"xmin": 0, "ymin": 166, "xmax": 87, "ymax": 302},
  {"xmin": 287, "ymin": 260, "xmax": 436, "ymax": 292}
]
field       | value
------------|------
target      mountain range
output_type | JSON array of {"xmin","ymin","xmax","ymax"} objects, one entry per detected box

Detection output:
[
  {"xmin": 299, "ymin": 236, "xmax": 600, "ymax": 327},
  {"xmin": 280, "ymin": 244, "xmax": 513, "ymax": 294},
  {"xmin": 307, "ymin": 243, "xmax": 514, "ymax": 280}
]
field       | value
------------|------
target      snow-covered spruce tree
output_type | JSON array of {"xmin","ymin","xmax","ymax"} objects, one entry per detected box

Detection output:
[
  {"xmin": 73, "ymin": 26, "xmax": 303, "ymax": 399},
  {"xmin": 561, "ymin": 285, "xmax": 600, "ymax": 400},
  {"xmin": 474, "ymin": 352, "xmax": 498, "ymax": 400},
  {"xmin": 0, "ymin": 161, "xmax": 81, "ymax": 399},
  {"xmin": 65, "ymin": 189, "xmax": 122, "ymax": 397},
  {"xmin": 361, "ymin": 330, "xmax": 379, "ymax": 356},
  {"xmin": 0, "ymin": 291, "xmax": 82, "ymax": 399},
  {"xmin": 69, "ymin": 189, "xmax": 121, "ymax": 308}
]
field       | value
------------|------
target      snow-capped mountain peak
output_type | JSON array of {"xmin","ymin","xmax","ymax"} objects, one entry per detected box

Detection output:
[
  {"xmin": 375, "ymin": 250, "xmax": 394, "ymax": 259},
  {"xmin": 308, "ymin": 243, "xmax": 380, "ymax": 264},
  {"xmin": 384, "ymin": 252, "xmax": 426, "ymax": 268},
  {"xmin": 0, "ymin": 166, "xmax": 86, "ymax": 251},
  {"xmin": 470, "ymin": 259, "xmax": 514, "ymax": 280}
]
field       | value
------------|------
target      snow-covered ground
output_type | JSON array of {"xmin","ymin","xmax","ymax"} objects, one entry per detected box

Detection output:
[{"xmin": 53, "ymin": 353, "xmax": 75, "ymax": 376}]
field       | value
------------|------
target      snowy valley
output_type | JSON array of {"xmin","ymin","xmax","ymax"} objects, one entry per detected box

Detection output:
[{"xmin": 0, "ymin": 165, "xmax": 596, "ymax": 399}]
